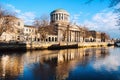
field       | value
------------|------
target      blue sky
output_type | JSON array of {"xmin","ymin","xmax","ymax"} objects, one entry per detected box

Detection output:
[{"xmin": 0, "ymin": 0, "xmax": 120, "ymax": 38}]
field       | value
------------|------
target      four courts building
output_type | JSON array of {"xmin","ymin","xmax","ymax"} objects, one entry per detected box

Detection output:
[
  {"xmin": 49, "ymin": 9, "xmax": 84, "ymax": 42},
  {"xmin": 0, "ymin": 8, "xmax": 109, "ymax": 42}
]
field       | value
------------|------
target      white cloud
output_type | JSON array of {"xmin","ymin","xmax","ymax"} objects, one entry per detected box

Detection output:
[
  {"xmin": 18, "ymin": 12, "xmax": 35, "ymax": 25},
  {"xmin": 71, "ymin": 12, "xmax": 82, "ymax": 24},
  {"xmin": 6, "ymin": 4, "xmax": 36, "ymax": 25},
  {"xmin": 93, "ymin": 55, "xmax": 120, "ymax": 71},
  {"xmin": 114, "ymin": 3, "xmax": 120, "ymax": 9},
  {"xmin": 82, "ymin": 9, "xmax": 120, "ymax": 38},
  {"xmin": 6, "ymin": 4, "xmax": 21, "ymax": 13}
]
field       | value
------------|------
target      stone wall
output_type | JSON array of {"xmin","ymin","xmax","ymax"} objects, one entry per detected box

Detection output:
[{"xmin": 0, "ymin": 42, "xmax": 114, "ymax": 51}]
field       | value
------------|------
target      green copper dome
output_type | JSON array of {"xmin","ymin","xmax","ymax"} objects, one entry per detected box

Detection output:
[{"xmin": 50, "ymin": 9, "xmax": 69, "ymax": 15}]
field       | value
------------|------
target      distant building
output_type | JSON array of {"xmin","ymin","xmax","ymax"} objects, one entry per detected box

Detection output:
[
  {"xmin": 24, "ymin": 25, "xmax": 38, "ymax": 42},
  {"xmin": 88, "ymin": 30, "xmax": 101, "ymax": 42},
  {"xmin": 0, "ymin": 16, "xmax": 24, "ymax": 41},
  {"xmin": 101, "ymin": 32, "xmax": 110, "ymax": 42}
]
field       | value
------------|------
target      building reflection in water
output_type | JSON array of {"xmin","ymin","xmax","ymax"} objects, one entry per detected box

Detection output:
[
  {"xmin": 0, "ymin": 47, "xmax": 109, "ymax": 80},
  {"xmin": 0, "ymin": 54, "xmax": 24, "ymax": 80}
]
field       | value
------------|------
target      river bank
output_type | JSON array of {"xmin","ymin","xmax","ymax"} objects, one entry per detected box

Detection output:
[{"xmin": 0, "ymin": 42, "xmax": 114, "ymax": 51}]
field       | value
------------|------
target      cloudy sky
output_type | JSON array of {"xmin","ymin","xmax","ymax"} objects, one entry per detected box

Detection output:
[{"xmin": 0, "ymin": 0, "xmax": 120, "ymax": 38}]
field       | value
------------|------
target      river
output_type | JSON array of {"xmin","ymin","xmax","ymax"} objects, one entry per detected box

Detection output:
[{"xmin": 0, "ymin": 47, "xmax": 120, "ymax": 80}]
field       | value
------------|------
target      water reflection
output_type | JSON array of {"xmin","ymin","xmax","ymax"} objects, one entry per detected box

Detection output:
[
  {"xmin": 0, "ymin": 54, "xmax": 24, "ymax": 80},
  {"xmin": 93, "ymin": 47, "xmax": 120, "ymax": 71},
  {"xmin": 0, "ymin": 47, "xmax": 111, "ymax": 80}
]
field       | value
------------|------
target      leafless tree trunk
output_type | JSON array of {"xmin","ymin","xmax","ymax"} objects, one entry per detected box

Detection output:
[
  {"xmin": 0, "ymin": 4, "xmax": 16, "ymax": 36},
  {"xmin": 34, "ymin": 14, "xmax": 49, "ymax": 28},
  {"xmin": 34, "ymin": 14, "xmax": 56, "ymax": 41}
]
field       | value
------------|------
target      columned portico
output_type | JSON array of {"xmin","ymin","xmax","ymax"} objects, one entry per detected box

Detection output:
[
  {"xmin": 50, "ymin": 9, "xmax": 83, "ymax": 42},
  {"xmin": 50, "ymin": 9, "xmax": 70, "ymax": 24}
]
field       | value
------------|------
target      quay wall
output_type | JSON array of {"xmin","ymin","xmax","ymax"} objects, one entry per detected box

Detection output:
[
  {"xmin": 0, "ymin": 42, "xmax": 114, "ymax": 51},
  {"xmin": 78, "ymin": 42, "xmax": 109, "ymax": 47}
]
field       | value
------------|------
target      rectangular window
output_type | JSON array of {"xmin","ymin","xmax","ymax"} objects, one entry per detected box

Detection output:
[
  {"xmin": 18, "ymin": 22, "xmax": 20, "ymax": 26},
  {"xmin": 26, "ymin": 29, "xmax": 28, "ymax": 31}
]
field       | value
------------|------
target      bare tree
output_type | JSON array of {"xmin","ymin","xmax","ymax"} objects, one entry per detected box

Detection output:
[
  {"xmin": 34, "ymin": 14, "xmax": 49, "ymax": 28},
  {"xmin": 34, "ymin": 14, "xmax": 56, "ymax": 41},
  {"xmin": 0, "ymin": 4, "xmax": 16, "ymax": 36}
]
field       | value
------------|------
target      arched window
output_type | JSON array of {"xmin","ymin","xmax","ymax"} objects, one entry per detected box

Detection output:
[
  {"xmin": 55, "ymin": 37, "xmax": 57, "ymax": 41},
  {"xmin": 49, "ymin": 37, "xmax": 51, "ymax": 42},
  {"xmin": 52, "ymin": 37, "xmax": 54, "ymax": 41}
]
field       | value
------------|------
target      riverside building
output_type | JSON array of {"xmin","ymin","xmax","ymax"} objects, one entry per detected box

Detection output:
[{"xmin": 0, "ymin": 9, "xmax": 110, "ymax": 42}]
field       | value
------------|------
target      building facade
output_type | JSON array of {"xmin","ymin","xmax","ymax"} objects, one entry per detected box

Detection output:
[
  {"xmin": 50, "ymin": 9, "xmax": 84, "ymax": 42},
  {"xmin": 0, "ymin": 9, "xmax": 110, "ymax": 43},
  {"xmin": 24, "ymin": 25, "xmax": 37, "ymax": 42},
  {"xmin": 0, "ymin": 16, "xmax": 24, "ymax": 41},
  {"xmin": 49, "ymin": 9, "xmax": 110, "ymax": 42}
]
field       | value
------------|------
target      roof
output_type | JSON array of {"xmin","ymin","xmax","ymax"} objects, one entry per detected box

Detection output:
[
  {"xmin": 24, "ymin": 25, "xmax": 36, "ymax": 28},
  {"xmin": 54, "ymin": 9, "xmax": 67, "ymax": 12},
  {"xmin": 50, "ymin": 9, "xmax": 69, "ymax": 15}
]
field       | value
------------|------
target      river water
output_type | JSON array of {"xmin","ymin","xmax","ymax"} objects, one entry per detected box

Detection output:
[{"xmin": 0, "ymin": 47, "xmax": 120, "ymax": 80}]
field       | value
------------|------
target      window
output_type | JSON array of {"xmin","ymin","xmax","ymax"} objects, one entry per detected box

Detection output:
[
  {"xmin": 29, "ymin": 29, "xmax": 31, "ymax": 32},
  {"xmin": 26, "ymin": 29, "xmax": 28, "ymax": 31},
  {"xmin": 55, "ymin": 37, "xmax": 57, "ymax": 41},
  {"xmin": 18, "ymin": 22, "xmax": 20, "ymax": 26},
  {"xmin": 49, "ymin": 37, "xmax": 51, "ymax": 42},
  {"xmin": 17, "ymin": 36, "xmax": 20, "ymax": 40},
  {"xmin": 52, "ymin": 37, "xmax": 54, "ymax": 41}
]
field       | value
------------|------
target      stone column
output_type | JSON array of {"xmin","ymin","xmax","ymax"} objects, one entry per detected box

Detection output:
[
  {"xmin": 60, "ymin": 13, "xmax": 62, "ymax": 20},
  {"xmin": 70, "ymin": 30, "xmax": 71, "ymax": 42},
  {"xmin": 74, "ymin": 31, "xmax": 76, "ymax": 41},
  {"xmin": 59, "ymin": 13, "xmax": 60, "ymax": 20},
  {"xmin": 76, "ymin": 31, "xmax": 77, "ymax": 42},
  {"xmin": 78, "ymin": 32, "xmax": 79, "ymax": 42},
  {"xmin": 67, "ymin": 15, "xmax": 69, "ymax": 21},
  {"xmin": 76, "ymin": 31, "xmax": 78, "ymax": 42},
  {"xmin": 65, "ymin": 14, "xmax": 67, "ymax": 21},
  {"xmin": 64, "ymin": 14, "xmax": 66, "ymax": 21},
  {"xmin": 66, "ymin": 15, "xmax": 68, "ymax": 21},
  {"xmin": 54, "ymin": 37, "xmax": 55, "ymax": 42},
  {"xmin": 57, "ymin": 14, "xmax": 58, "ymax": 21},
  {"xmin": 78, "ymin": 32, "xmax": 80, "ymax": 42},
  {"xmin": 62, "ymin": 13, "xmax": 64, "ymax": 20},
  {"xmin": 63, "ymin": 14, "xmax": 65, "ymax": 20}
]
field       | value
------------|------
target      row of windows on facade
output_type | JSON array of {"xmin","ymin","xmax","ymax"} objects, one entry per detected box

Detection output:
[
  {"xmin": 24, "ymin": 28, "xmax": 35, "ymax": 33},
  {"xmin": 25, "ymin": 37, "xmax": 58, "ymax": 42}
]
